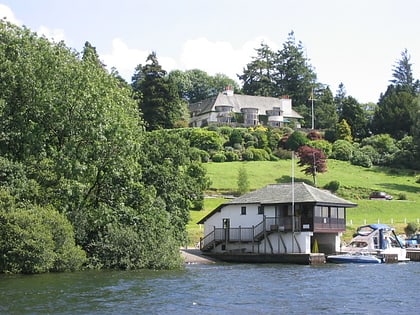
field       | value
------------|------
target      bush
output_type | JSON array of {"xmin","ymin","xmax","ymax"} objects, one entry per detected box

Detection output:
[
  {"xmin": 242, "ymin": 149, "xmax": 254, "ymax": 161},
  {"xmin": 211, "ymin": 152, "xmax": 227, "ymax": 162},
  {"xmin": 273, "ymin": 148, "xmax": 293, "ymax": 160},
  {"xmin": 350, "ymin": 150, "xmax": 372, "ymax": 168},
  {"xmin": 324, "ymin": 180, "xmax": 340, "ymax": 193},
  {"xmin": 244, "ymin": 148, "xmax": 270, "ymax": 161},
  {"xmin": 332, "ymin": 140, "xmax": 353, "ymax": 161},
  {"xmin": 404, "ymin": 222, "xmax": 418, "ymax": 236},
  {"xmin": 397, "ymin": 193, "xmax": 407, "ymax": 200},
  {"xmin": 0, "ymin": 206, "xmax": 86, "ymax": 274},
  {"xmin": 225, "ymin": 151, "xmax": 239, "ymax": 162}
]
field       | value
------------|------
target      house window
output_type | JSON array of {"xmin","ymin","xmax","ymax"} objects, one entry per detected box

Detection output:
[
  {"xmin": 258, "ymin": 205, "xmax": 264, "ymax": 215},
  {"xmin": 241, "ymin": 206, "xmax": 247, "ymax": 215}
]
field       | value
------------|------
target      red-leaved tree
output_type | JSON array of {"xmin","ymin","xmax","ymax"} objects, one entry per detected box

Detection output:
[{"xmin": 297, "ymin": 146, "xmax": 327, "ymax": 186}]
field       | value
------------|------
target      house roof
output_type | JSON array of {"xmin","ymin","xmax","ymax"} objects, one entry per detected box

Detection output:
[
  {"xmin": 197, "ymin": 182, "xmax": 357, "ymax": 224},
  {"xmin": 189, "ymin": 93, "xmax": 303, "ymax": 119}
]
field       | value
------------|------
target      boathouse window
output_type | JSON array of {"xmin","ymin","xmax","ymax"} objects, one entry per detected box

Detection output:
[
  {"xmin": 330, "ymin": 207, "xmax": 338, "ymax": 218},
  {"xmin": 338, "ymin": 207, "xmax": 345, "ymax": 219},
  {"xmin": 258, "ymin": 205, "xmax": 264, "ymax": 215},
  {"xmin": 241, "ymin": 206, "xmax": 247, "ymax": 215},
  {"xmin": 321, "ymin": 206, "xmax": 329, "ymax": 217}
]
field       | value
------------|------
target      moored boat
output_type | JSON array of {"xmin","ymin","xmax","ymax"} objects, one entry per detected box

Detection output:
[
  {"xmin": 327, "ymin": 253, "xmax": 382, "ymax": 264},
  {"xmin": 327, "ymin": 224, "xmax": 409, "ymax": 263}
]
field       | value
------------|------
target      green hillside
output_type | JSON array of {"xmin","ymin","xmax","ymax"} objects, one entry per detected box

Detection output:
[{"xmin": 188, "ymin": 160, "xmax": 420, "ymax": 245}]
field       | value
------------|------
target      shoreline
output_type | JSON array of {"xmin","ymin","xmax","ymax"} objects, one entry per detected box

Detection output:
[{"xmin": 180, "ymin": 248, "xmax": 220, "ymax": 264}]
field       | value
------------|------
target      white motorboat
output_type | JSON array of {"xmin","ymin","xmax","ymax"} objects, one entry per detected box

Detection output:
[{"xmin": 327, "ymin": 224, "xmax": 409, "ymax": 263}]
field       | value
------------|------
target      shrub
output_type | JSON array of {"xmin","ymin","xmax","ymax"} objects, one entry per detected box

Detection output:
[
  {"xmin": 332, "ymin": 140, "xmax": 353, "ymax": 161},
  {"xmin": 308, "ymin": 140, "xmax": 333, "ymax": 157},
  {"xmin": 248, "ymin": 148, "xmax": 270, "ymax": 161},
  {"xmin": 324, "ymin": 180, "xmax": 340, "ymax": 193},
  {"xmin": 211, "ymin": 152, "xmax": 227, "ymax": 162},
  {"xmin": 397, "ymin": 193, "xmax": 407, "ymax": 200},
  {"xmin": 0, "ymin": 206, "xmax": 85, "ymax": 274},
  {"xmin": 225, "ymin": 151, "xmax": 239, "ymax": 162},
  {"xmin": 273, "ymin": 148, "xmax": 293, "ymax": 160},
  {"xmin": 242, "ymin": 149, "xmax": 254, "ymax": 161},
  {"xmin": 285, "ymin": 131, "xmax": 308, "ymax": 151},
  {"xmin": 350, "ymin": 150, "xmax": 372, "ymax": 168},
  {"xmin": 404, "ymin": 222, "xmax": 418, "ymax": 236}
]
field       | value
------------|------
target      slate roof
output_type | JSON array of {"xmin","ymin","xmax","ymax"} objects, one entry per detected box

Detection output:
[
  {"xmin": 198, "ymin": 182, "xmax": 357, "ymax": 224},
  {"xmin": 189, "ymin": 93, "xmax": 303, "ymax": 118}
]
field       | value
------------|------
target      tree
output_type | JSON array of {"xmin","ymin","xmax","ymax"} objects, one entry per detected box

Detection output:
[
  {"xmin": 285, "ymin": 131, "xmax": 309, "ymax": 151},
  {"xmin": 372, "ymin": 85, "xmax": 416, "ymax": 139},
  {"xmin": 239, "ymin": 32, "xmax": 317, "ymax": 127},
  {"xmin": 297, "ymin": 146, "xmax": 327, "ymax": 186},
  {"xmin": 237, "ymin": 166, "xmax": 250, "ymax": 195},
  {"xmin": 0, "ymin": 21, "xmax": 191, "ymax": 271},
  {"xmin": 372, "ymin": 50, "xmax": 419, "ymax": 139},
  {"xmin": 275, "ymin": 31, "xmax": 317, "ymax": 109},
  {"xmin": 390, "ymin": 49, "xmax": 419, "ymax": 94},
  {"xmin": 132, "ymin": 52, "xmax": 187, "ymax": 130},
  {"xmin": 314, "ymin": 86, "xmax": 338, "ymax": 130},
  {"xmin": 340, "ymin": 96, "xmax": 369, "ymax": 140},
  {"xmin": 336, "ymin": 119, "xmax": 353, "ymax": 142},
  {"xmin": 239, "ymin": 42, "xmax": 278, "ymax": 96},
  {"xmin": 168, "ymin": 69, "xmax": 239, "ymax": 103}
]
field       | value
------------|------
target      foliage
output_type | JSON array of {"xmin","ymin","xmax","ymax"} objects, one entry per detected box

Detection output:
[
  {"xmin": 372, "ymin": 85, "xmax": 417, "ymax": 139},
  {"xmin": 0, "ymin": 21, "xmax": 209, "ymax": 272},
  {"xmin": 132, "ymin": 52, "xmax": 187, "ymax": 130},
  {"xmin": 212, "ymin": 152, "xmax": 227, "ymax": 162},
  {"xmin": 336, "ymin": 119, "xmax": 353, "ymax": 142},
  {"xmin": 238, "ymin": 32, "xmax": 317, "ymax": 126},
  {"xmin": 285, "ymin": 131, "xmax": 308, "ymax": 151},
  {"xmin": 340, "ymin": 96, "xmax": 369, "ymax": 140},
  {"xmin": 0, "ymin": 205, "xmax": 86, "ymax": 274},
  {"xmin": 189, "ymin": 128, "xmax": 225, "ymax": 152},
  {"xmin": 332, "ymin": 140, "xmax": 353, "ymax": 161},
  {"xmin": 350, "ymin": 150, "xmax": 372, "ymax": 168},
  {"xmin": 314, "ymin": 86, "xmax": 338, "ymax": 130},
  {"xmin": 237, "ymin": 166, "xmax": 250, "ymax": 195},
  {"xmin": 323, "ymin": 180, "xmax": 340, "ymax": 193},
  {"xmin": 308, "ymin": 140, "xmax": 333, "ymax": 157},
  {"xmin": 168, "ymin": 69, "xmax": 239, "ymax": 103},
  {"xmin": 404, "ymin": 222, "xmax": 418, "ymax": 236},
  {"xmin": 297, "ymin": 146, "xmax": 327, "ymax": 186}
]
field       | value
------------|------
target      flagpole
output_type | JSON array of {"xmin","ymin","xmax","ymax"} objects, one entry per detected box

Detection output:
[{"xmin": 292, "ymin": 151, "xmax": 295, "ymax": 253}]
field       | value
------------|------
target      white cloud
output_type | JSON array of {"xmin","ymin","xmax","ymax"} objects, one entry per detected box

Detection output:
[
  {"xmin": 101, "ymin": 38, "xmax": 179, "ymax": 82},
  {"xmin": 0, "ymin": 4, "xmax": 21, "ymax": 25},
  {"xmin": 101, "ymin": 36, "xmax": 279, "ymax": 84},
  {"xmin": 37, "ymin": 25, "xmax": 65, "ymax": 42},
  {"xmin": 179, "ymin": 36, "xmax": 278, "ymax": 82}
]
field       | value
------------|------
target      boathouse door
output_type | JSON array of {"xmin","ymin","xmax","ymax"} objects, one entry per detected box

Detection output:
[{"xmin": 223, "ymin": 218, "xmax": 230, "ymax": 242}]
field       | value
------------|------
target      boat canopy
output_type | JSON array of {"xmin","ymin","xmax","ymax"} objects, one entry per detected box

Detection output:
[{"xmin": 357, "ymin": 224, "xmax": 393, "ymax": 235}]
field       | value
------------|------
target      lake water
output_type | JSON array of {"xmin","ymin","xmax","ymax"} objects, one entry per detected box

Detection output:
[{"xmin": 1, "ymin": 262, "xmax": 419, "ymax": 314}]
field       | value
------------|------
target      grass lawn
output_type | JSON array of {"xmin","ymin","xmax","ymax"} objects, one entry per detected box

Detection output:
[{"xmin": 187, "ymin": 160, "xmax": 420, "ymax": 245}]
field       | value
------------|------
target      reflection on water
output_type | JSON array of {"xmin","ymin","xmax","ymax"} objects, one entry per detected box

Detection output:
[{"xmin": 1, "ymin": 262, "xmax": 419, "ymax": 314}]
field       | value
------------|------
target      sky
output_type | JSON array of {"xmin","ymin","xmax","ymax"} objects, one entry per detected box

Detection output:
[{"xmin": 1, "ymin": 0, "xmax": 420, "ymax": 104}]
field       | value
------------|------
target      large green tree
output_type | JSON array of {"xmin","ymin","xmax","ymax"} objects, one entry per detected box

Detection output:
[
  {"xmin": 0, "ymin": 20, "xmax": 190, "ymax": 271},
  {"xmin": 238, "ymin": 32, "xmax": 317, "ymax": 127},
  {"xmin": 169, "ymin": 69, "xmax": 239, "ymax": 103},
  {"xmin": 372, "ymin": 50, "xmax": 419, "ymax": 139},
  {"xmin": 239, "ymin": 42, "xmax": 278, "ymax": 96},
  {"xmin": 132, "ymin": 52, "xmax": 187, "ymax": 130}
]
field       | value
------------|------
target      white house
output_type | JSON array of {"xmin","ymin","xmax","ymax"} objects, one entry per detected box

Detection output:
[
  {"xmin": 189, "ymin": 87, "xmax": 303, "ymax": 128},
  {"xmin": 198, "ymin": 183, "xmax": 357, "ymax": 259}
]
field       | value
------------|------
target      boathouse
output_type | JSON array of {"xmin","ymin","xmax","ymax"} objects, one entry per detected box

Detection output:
[{"xmin": 198, "ymin": 183, "xmax": 357, "ymax": 263}]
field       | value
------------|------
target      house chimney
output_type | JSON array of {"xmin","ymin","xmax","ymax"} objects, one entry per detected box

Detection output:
[{"xmin": 223, "ymin": 85, "xmax": 234, "ymax": 96}]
